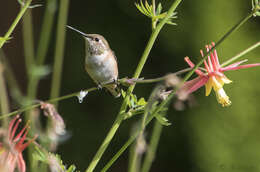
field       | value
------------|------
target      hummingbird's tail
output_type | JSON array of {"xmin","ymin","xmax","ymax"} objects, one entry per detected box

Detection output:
[{"xmin": 106, "ymin": 84, "xmax": 121, "ymax": 98}]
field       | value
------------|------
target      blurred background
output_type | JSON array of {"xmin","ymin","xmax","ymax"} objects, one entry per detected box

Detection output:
[{"xmin": 1, "ymin": 0, "xmax": 260, "ymax": 171}]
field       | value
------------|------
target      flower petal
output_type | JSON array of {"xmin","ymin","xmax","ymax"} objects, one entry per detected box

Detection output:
[
  {"xmin": 184, "ymin": 57, "xmax": 205, "ymax": 76},
  {"xmin": 220, "ymin": 75, "xmax": 232, "ymax": 84},
  {"xmin": 181, "ymin": 76, "xmax": 209, "ymax": 94},
  {"xmin": 211, "ymin": 76, "xmax": 223, "ymax": 91},
  {"xmin": 221, "ymin": 63, "xmax": 260, "ymax": 71},
  {"xmin": 17, "ymin": 153, "xmax": 26, "ymax": 172},
  {"xmin": 220, "ymin": 59, "xmax": 249, "ymax": 72},
  {"xmin": 205, "ymin": 79, "xmax": 213, "ymax": 96}
]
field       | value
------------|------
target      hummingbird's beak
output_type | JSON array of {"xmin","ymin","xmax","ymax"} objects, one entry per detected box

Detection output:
[{"xmin": 66, "ymin": 25, "xmax": 92, "ymax": 39}]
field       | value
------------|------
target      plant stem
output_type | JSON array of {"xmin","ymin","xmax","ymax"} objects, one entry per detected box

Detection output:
[
  {"xmin": 221, "ymin": 41, "xmax": 260, "ymax": 67},
  {"xmin": 1, "ymin": 72, "xmax": 189, "ymax": 120},
  {"xmin": 0, "ymin": 0, "xmax": 33, "ymax": 48},
  {"xmin": 101, "ymin": 10, "xmax": 255, "ymax": 171},
  {"xmin": 85, "ymin": 1, "xmax": 183, "ymax": 171},
  {"xmin": 141, "ymin": 120, "xmax": 163, "ymax": 172},
  {"xmin": 0, "ymin": 86, "xmax": 99, "ymax": 120},
  {"xmin": 36, "ymin": 0, "xmax": 57, "ymax": 65},
  {"xmin": 101, "ymin": 103, "xmax": 165, "ymax": 172},
  {"xmin": 22, "ymin": 9, "xmax": 35, "ymax": 75},
  {"xmin": 0, "ymin": 61, "xmax": 10, "ymax": 127},
  {"xmin": 128, "ymin": 142, "xmax": 140, "ymax": 172},
  {"xmin": 0, "ymin": 50, "xmax": 23, "ymax": 102},
  {"xmin": 49, "ymin": 0, "xmax": 70, "ymax": 107}
]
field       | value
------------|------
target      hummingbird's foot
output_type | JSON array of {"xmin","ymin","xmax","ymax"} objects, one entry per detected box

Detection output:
[{"xmin": 113, "ymin": 78, "xmax": 119, "ymax": 85}]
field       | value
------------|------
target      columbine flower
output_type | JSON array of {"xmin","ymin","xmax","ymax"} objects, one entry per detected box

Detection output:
[
  {"xmin": 0, "ymin": 115, "xmax": 37, "ymax": 172},
  {"xmin": 182, "ymin": 42, "xmax": 260, "ymax": 107}
]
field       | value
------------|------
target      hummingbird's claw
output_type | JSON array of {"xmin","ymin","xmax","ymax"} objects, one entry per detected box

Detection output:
[{"xmin": 113, "ymin": 78, "xmax": 120, "ymax": 85}]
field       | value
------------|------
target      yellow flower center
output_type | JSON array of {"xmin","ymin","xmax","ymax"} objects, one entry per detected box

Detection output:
[
  {"xmin": 215, "ymin": 88, "xmax": 231, "ymax": 107},
  {"xmin": 205, "ymin": 75, "xmax": 232, "ymax": 107}
]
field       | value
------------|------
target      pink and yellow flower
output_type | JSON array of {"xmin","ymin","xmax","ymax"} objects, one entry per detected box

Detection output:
[
  {"xmin": 182, "ymin": 42, "xmax": 260, "ymax": 107},
  {"xmin": 0, "ymin": 115, "xmax": 37, "ymax": 172}
]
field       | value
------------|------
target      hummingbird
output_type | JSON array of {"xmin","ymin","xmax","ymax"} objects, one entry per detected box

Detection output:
[{"xmin": 67, "ymin": 25, "xmax": 121, "ymax": 97}]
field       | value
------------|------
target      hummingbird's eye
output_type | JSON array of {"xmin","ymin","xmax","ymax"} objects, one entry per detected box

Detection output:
[{"xmin": 94, "ymin": 38, "xmax": 100, "ymax": 42}]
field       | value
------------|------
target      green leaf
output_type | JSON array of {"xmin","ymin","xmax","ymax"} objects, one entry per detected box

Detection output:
[
  {"xmin": 32, "ymin": 146, "xmax": 48, "ymax": 163},
  {"xmin": 156, "ymin": 3, "xmax": 162, "ymax": 15},
  {"xmin": 135, "ymin": 0, "xmax": 154, "ymax": 18},
  {"xmin": 166, "ymin": 21, "xmax": 177, "ymax": 25},
  {"xmin": 137, "ymin": 97, "xmax": 147, "ymax": 106},
  {"xmin": 66, "ymin": 165, "xmax": 77, "ymax": 172},
  {"xmin": 121, "ymin": 89, "xmax": 126, "ymax": 98},
  {"xmin": 155, "ymin": 115, "xmax": 171, "ymax": 126}
]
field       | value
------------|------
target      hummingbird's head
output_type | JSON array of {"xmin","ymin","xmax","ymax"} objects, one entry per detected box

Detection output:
[
  {"xmin": 66, "ymin": 25, "xmax": 110, "ymax": 56},
  {"xmin": 83, "ymin": 34, "xmax": 110, "ymax": 55}
]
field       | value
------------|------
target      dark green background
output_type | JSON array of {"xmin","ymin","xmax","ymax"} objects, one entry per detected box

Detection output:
[{"xmin": 1, "ymin": 0, "xmax": 260, "ymax": 171}]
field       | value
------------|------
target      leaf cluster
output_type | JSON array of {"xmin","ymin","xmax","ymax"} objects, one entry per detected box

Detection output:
[
  {"xmin": 252, "ymin": 0, "xmax": 260, "ymax": 16},
  {"xmin": 135, "ymin": 0, "xmax": 177, "ymax": 26}
]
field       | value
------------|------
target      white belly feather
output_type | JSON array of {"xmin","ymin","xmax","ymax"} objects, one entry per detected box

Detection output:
[{"xmin": 85, "ymin": 51, "xmax": 117, "ymax": 84}]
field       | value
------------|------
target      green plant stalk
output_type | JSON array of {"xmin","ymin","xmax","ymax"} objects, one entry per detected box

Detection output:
[
  {"xmin": 85, "ymin": 1, "xmax": 182, "ymax": 172},
  {"xmin": 36, "ymin": 0, "xmax": 57, "ymax": 65},
  {"xmin": 152, "ymin": 0, "xmax": 157, "ymax": 29},
  {"xmin": 0, "ymin": 61, "xmax": 10, "ymax": 127},
  {"xmin": 0, "ymin": 0, "xmax": 33, "ymax": 48},
  {"xmin": 21, "ymin": 6, "xmax": 37, "ymax": 171},
  {"xmin": 22, "ymin": 10, "xmax": 35, "ymax": 75},
  {"xmin": 128, "ymin": 142, "xmax": 139, "ymax": 172},
  {"xmin": 101, "ymin": 102, "xmax": 167, "ymax": 172},
  {"xmin": 0, "ymin": 74, "xmax": 182, "ymax": 120},
  {"xmin": 49, "ymin": 0, "xmax": 70, "ymax": 107},
  {"xmin": 141, "ymin": 120, "xmax": 163, "ymax": 172},
  {"xmin": 0, "ymin": 86, "xmax": 100, "ymax": 120},
  {"xmin": 101, "ymin": 10, "xmax": 255, "ymax": 171},
  {"xmin": 221, "ymin": 41, "xmax": 260, "ymax": 67},
  {"xmin": 0, "ymin": 50, "xmax": 23, "ymax": 102}
]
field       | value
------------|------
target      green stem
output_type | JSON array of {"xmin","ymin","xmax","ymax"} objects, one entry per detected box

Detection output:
[
  {"xmin": 22, "ymin": 9, "xmax": 35, "ymax": 75},
  {"xmin": 101, "ymin": 10, "xmax": 254, "ymax": 171},
  {"xmin": 221, "ymin": 41, "xmax": 260, "ymax": 67},
  {"xmin": 85, "ymin": 1, "xmax": 182, "ymax": 172},
  {"xmin": 101, "ymin": 104, "xmax": 164, "ymax": 172},
  {"xmin": 0, "ymin": 86, "xmax": 99, "ymax": 120},
  {"xmin": 21, "ymin": 5, "xmax": 36, "ymax": 171},
  {"xmin": 36, "ymin": 0, "xmax": 57, "ymax": 65},
  {"xmin": 151, "ymin": 0, "xmax": 157, "ymax": 29},
  {"xmin": 1, "ymin": 73, "xmax": 186, "ymax": 120},
  {"xmin": 0, "ymin": 50, "xmax": 23, "ymax": 102},
  {"xmin": 49, "ymin": 0, "xmax": 70, "ymax": 107},
  {"xmin": 0, "ymin": 0, "xmax": 33, "ymax": 48},
  {"xmin": 0, "ymin": 61, "xmax": 10, "ymax": 127},
  {"xmin": 141, "ymin": 120, "xmax": 163, "ymax": 172},
  {"xmin": 128, "ymin": 142, "xmax": 140, "ymax": 172}
]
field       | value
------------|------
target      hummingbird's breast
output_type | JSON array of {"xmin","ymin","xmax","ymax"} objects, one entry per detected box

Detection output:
[{"xmin": 85, "ymin": 51, "xmax": 118, "ymax": 84}]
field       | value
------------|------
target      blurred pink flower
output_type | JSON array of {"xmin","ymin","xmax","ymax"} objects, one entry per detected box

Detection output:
[
  {"xmin": 182, "ymin": 42, "xmax": 260, "ymax": 107},
  {"xmin": 0, "ymin": 115, "xmax": 37, "ymax": 172}
]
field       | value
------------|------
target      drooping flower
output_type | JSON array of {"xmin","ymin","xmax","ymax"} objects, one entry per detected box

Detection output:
[
  {"xmin": 0, "ymin": 115, "xmax": 37, "ymax": 172},
  {"xmin": 181, "ymin": 42, "xmax": 260, "ymax": 107}
]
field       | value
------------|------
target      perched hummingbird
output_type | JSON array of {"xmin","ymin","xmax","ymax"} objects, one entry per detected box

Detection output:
[{"xmin": 67, "ymin": 25, "xmax": 120, "ymax": 97}]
